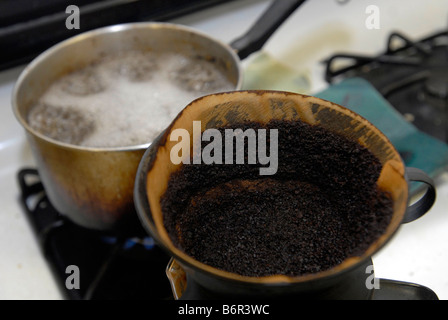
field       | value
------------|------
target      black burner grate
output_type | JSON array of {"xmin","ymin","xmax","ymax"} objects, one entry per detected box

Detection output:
[
  {"xmin": 324, "ymin": 31, "xmax": 448, "ymax": 143},
  {"xmin": 17, "ymin": 168, "xmax": 172, "ymax": 300}
]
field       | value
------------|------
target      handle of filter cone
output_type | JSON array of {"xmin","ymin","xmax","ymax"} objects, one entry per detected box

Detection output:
[{"xmin": 402, "ymin": 167, "xmax": 436, "ymax": 224}]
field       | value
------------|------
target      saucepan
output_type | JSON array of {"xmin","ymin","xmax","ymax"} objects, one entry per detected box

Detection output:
[
  {"xmin": 134, "ymin": 91, "xmax": 436, "ymax": 299},
  {"xmin": 12, "ymin": 0, "xmax": 306, "ymax": 232}
]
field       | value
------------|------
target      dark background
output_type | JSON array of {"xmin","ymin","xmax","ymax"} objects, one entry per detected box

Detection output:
[{"xmin": 0, "ymin": 0, "xmax": 234, "ymax": 71}]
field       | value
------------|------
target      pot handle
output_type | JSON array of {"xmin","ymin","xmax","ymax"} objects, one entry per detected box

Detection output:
[
  {"xmin": 402, "ymin": 167, "xmax": 436, "ymax": 224},
  {"xmin": 230, "ymin": 0, "xmax": 307, "ymax": 60}
]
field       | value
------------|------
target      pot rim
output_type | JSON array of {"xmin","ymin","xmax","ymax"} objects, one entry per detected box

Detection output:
[{"xmin": 12, "ymin": 21, "xmax": 243, "ymax": 153}]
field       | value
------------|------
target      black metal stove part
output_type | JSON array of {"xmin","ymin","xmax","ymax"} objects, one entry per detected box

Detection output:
[
  {"xmin": 324, "ymin": 31, "xmax": 443, "ymax": 84},
  {"xmin": 17, "ymin": 168, "xmax": 173, "ymax": 300},
  {"xmin": 324, "ymin": 31, "xmax": 448, "ymax": 143}
]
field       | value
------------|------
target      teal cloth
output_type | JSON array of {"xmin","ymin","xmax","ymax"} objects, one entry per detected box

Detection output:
[{"xmin": 315, "ymin": 77, "xmax": 448, "ymax": 180}]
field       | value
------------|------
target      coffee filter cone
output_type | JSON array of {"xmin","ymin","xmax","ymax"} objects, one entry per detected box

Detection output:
[{"xmin": 140, "ymin": 90, "xmax": 408, "ymax": 284}]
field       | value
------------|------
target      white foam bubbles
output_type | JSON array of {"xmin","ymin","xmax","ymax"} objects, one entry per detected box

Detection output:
[{"xmin": 28, "ymin": 51, "xmax": 235, "ymax": 148}]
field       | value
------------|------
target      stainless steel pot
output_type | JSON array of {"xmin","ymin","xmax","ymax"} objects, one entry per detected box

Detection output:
[{"xmin": 12, "ymin": 0, "xmax": 305, "ymax": 231}]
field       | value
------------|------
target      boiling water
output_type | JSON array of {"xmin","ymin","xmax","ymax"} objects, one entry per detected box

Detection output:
[{"xmin": 28, "ymin": 51, "xmax": 235, "ymax": 148}]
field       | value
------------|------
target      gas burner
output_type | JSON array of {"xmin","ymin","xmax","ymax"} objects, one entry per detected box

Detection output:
[
  {"xmin": 324, "ymin": 31, "xmax": 448, "ymax": 143},
  {"xmin": 17, "ymin": 168, "xmax": 172, "ymax": 300}
]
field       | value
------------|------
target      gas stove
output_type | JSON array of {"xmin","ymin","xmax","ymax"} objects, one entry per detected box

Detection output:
[
  {"xmin": 325, "ymin": 30, "xmax": 448, "ymax": 143},
  {"xmin": 1, "ymin": 0, "xmax": 448, "ymax": 301}
]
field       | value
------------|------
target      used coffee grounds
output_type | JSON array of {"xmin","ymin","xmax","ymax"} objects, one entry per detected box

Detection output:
[{"xmin": 161, "ymin": 119, "xmax": 393, "ymax": 277}]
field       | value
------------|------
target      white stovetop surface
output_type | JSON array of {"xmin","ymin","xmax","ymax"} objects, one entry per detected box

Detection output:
[{"xmin": 1, "ymin": 0, "xmax": 448, "ymax": 300}]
